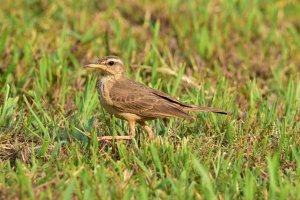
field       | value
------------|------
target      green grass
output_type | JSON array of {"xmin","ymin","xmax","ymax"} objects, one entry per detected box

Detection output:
[{"xmin": 0, "ymin": 0, "xmax": 299, "ymax": 199}]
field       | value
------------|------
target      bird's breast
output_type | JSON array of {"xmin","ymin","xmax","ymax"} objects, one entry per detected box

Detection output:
[{"xmin": 97, "ymin": 78, "xmax": 118, "ymax": 115}]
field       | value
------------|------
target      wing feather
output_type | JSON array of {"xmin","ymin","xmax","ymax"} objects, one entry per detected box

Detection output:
[{"xmin": 109, "ymin": 79, "xmax": 191, "ymax": 119}]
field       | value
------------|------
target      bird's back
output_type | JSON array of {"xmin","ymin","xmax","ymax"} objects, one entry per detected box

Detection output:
[{"xmin": 107, "ymin": 78, "xmax": 192, "ymax": 120}]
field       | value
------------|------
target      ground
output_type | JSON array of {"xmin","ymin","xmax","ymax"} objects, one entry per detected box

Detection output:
[{"xmin": 0, "ymin": 0, "xmax": 299, "ymax": 199}]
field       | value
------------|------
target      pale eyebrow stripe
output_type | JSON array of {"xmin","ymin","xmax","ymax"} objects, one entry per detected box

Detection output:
[{"xmin": 107, "ymin": 58, "xmax": 123, "ymax": 64}]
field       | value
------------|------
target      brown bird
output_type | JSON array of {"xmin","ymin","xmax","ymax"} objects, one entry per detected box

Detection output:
[{"xmin": 84, "ymin": 56, "xmax": 227, "ymax": 140}]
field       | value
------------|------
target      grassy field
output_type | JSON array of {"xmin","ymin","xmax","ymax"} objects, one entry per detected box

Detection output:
[{"xmin": 0, "ymin": 0, "xmax": 299, "ymax": 199}]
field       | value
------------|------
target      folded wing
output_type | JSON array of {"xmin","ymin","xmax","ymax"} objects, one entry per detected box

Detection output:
[{"xmin": 109, "ymin": 79, "xmax": 191, "ymax": 119}]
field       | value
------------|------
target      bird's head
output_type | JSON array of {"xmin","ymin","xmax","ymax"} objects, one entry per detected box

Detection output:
[{"xmin": 84, "ymin": 56, "xmax": 125, "ymax": 77}]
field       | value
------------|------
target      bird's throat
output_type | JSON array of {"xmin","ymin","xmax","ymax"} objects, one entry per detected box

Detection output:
[{"xmin": 101, "ymin": 72, "xmax": 126, "ymax": 81}]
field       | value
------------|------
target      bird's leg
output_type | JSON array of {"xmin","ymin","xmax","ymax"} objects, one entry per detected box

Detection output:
[
  {"xmin": 97, "ymin": 121, "xmax": 135, "ymax": 141},
  {"xmin": 139, "ymin": 121, "xmax": 155, "ymax": 140},
  {"xmin": 128, "ymin": 120, "xmax": 136, "ymax": 138},
  {"xmin": 97, "ymin": 135, "xmax": 132, "ymax": 140}
]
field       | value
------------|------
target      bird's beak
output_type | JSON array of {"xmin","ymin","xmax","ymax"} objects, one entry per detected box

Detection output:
[{"xmin": 84, "ymin": 63, "xmax": 107, "ymax": 70}]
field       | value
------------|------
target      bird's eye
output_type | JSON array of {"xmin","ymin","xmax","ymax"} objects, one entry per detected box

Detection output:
[{"xmin": 108, "ymin": 61, "xmax": 114, "ymax": 66}]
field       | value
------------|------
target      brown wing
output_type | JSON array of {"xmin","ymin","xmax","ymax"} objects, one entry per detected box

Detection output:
[
  {"xmin": 109, "ymin": 79, "xmax": 191, "ymax": 119},
  {"xmin": 151, "ymin": 90, "xmax": 227, "ymax": 114}
]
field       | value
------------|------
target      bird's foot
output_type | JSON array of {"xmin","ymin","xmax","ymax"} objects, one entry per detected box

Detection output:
[{"xmin": 97, "ymin": 135, "xmax": 133, "ymax": 141}]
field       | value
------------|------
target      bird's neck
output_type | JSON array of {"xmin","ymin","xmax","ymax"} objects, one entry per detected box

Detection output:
[{"xmin": 100, "ymin": 73, "xmax": 126, "ymax": 83}]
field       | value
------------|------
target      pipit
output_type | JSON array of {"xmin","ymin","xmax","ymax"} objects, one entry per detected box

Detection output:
[{"xmin": 84, "ymin": 56, "xmax": 227, "ymax": 140}]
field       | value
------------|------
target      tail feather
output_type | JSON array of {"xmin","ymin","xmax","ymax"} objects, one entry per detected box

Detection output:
[{"xmin": 183, "ymin": 105, "xmax": 228, "ymax": 115}]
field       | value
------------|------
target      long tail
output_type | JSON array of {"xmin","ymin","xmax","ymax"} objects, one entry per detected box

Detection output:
[{"xmin": 183, "ymin": 105, "xmax": 228, "ymax": 115}]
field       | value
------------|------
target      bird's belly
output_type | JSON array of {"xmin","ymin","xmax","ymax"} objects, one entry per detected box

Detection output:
[{"xmin": 115, "ymin": 112, "xmax": 143, "ymax": 121}]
